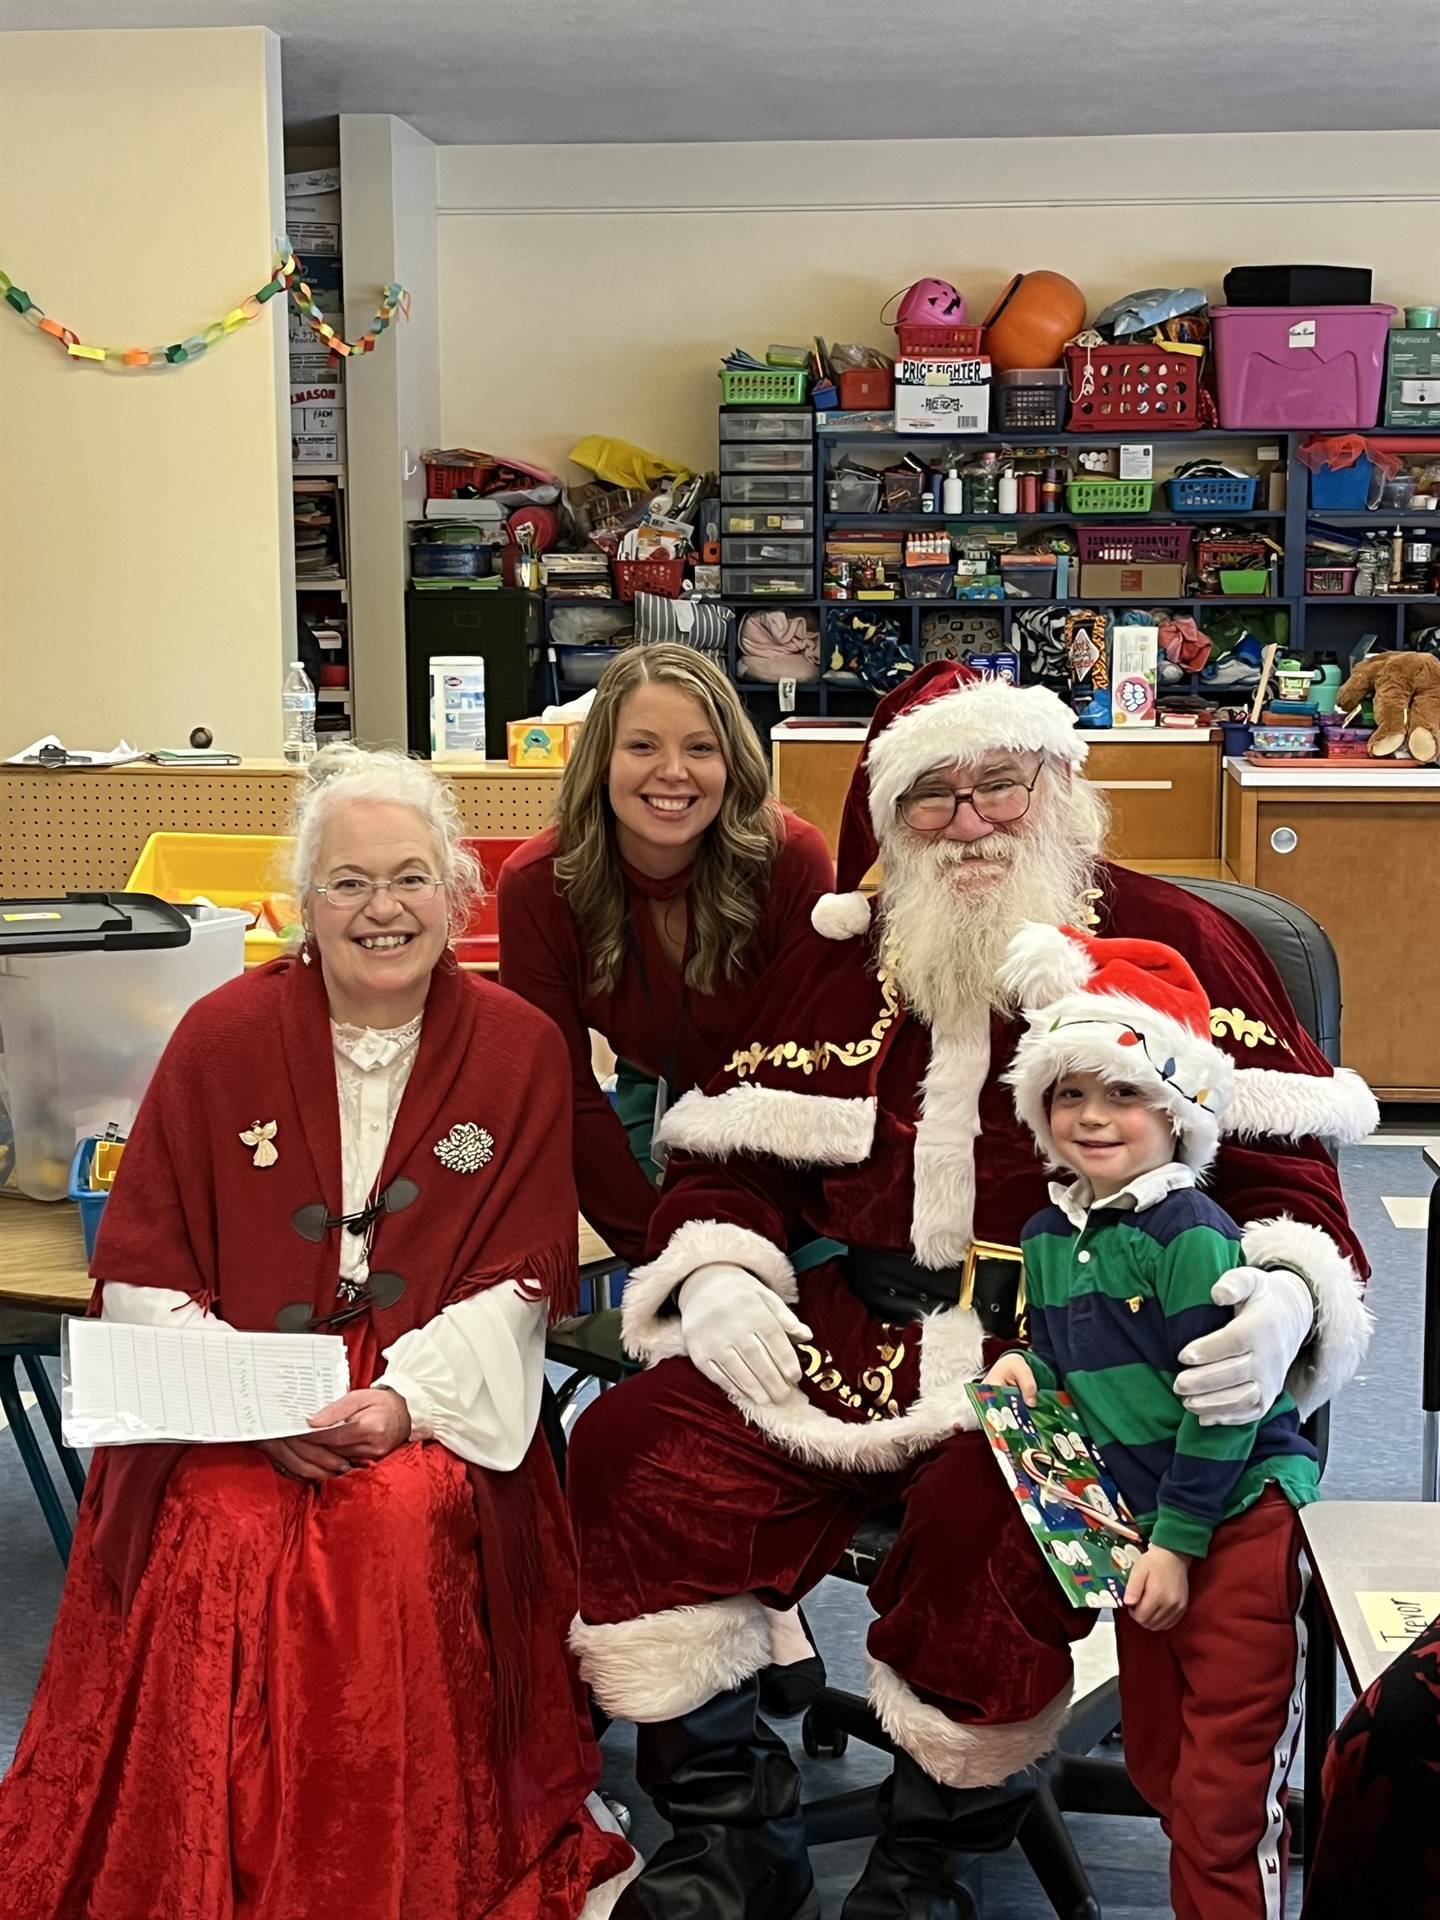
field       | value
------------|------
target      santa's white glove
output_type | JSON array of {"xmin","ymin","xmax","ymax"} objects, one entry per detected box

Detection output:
[
  {"xmin": 1174, "ymin": 1266, "xmax": 1314, "ymax": 1427},
  {"xmin": 678, "ymin": 1263, "xmax": 813, "ymax": 1407}
]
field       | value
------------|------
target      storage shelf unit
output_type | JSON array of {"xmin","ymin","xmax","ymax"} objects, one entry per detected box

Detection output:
[{"xmin": 542, "ymin": 418, "xmax": 1439, "ymax": 717}]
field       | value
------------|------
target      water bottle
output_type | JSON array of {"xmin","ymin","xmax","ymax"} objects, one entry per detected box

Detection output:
[{"xmin": 281, "ymin": 660, "xmax": 317, "ymax": 765}]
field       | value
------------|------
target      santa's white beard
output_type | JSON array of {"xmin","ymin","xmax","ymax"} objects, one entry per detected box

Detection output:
[{"xmin": 878, "ymin": 808, "xmax": 1097, "ymax": 1025}]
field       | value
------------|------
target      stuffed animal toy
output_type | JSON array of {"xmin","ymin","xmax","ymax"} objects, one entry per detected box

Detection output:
[{"xmin": 1337, "ymin": 651, "xmax": 1440, "ymax": 763}]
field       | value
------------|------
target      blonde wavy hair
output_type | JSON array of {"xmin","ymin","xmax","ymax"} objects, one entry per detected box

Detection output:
[
  {"xmin": 554, "ymin": 645, "xmax": 781, "ymax": 995},
  {"xmin": 291, "ymin": 744, "xmax": 484, "ymax": 942}
]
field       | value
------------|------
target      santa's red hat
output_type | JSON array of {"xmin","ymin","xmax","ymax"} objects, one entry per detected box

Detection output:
[
  {"xmin": 1000, "ymin": 921, "xmax": 1380, "ymax": 1171},
  {"xmin": 1000, "ymin": 923, "xmax": 1233, "ymax": 1170},
  {"xmin": 811, "ymin": 661, "xmax": 1089, "ymax": 941}
]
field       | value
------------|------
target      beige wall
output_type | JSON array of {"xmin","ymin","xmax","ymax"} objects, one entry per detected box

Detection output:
[
  {"xmin": 340, "ymin": 113, "xmax": 441, "ymax": 749},
  {"xmin": 0, "ymin": 27, "xmax": 293, "ymax": 760},
  {"xmin": 437, "ymin": 130, "xmax": 1440, "ymax": 479}
]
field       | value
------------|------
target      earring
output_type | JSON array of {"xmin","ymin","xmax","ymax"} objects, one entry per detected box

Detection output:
[{"xmin": 301, "ymin": 929, "xmax": 314, "ymax": 966}]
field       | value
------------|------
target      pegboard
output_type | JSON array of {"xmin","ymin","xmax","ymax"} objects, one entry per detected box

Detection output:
[
  {"xmin": 0, "ymin": 763, "xmax": 563, "ymax": 896},
  {"xmin": 445, "ymin": 769, "xmax": 561, "ymax": 839}
]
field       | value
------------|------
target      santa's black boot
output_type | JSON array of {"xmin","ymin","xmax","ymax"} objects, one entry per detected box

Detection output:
[
  {"xmin": 615, "ymin": 1675, "xmax": 819, "ymax": 1920},
  {"xmin": 839, "ymin": 1752, "xmax": 1037, "ymax": 1920}
]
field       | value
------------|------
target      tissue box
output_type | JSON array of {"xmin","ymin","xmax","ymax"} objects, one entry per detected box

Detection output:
[
  {"xmin": 1110, "ymin": 625, "xmax": 1159, "ymax": 726},
  {"xmin": 507, "ymin": 718, "xmax": 583, "ymax": 768}
]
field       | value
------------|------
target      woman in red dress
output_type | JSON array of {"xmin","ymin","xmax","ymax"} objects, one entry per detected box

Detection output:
[
  {"xmin": 0, "ymin": 747, "xmax": 638, "ymax": 1920},
  {"xmin": 497, "ymin": 644, "xmax": 834, "ymax": 1709}
]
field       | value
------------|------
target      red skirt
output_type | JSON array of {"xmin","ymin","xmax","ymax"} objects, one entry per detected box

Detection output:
[{"xmin": 0, "ymin": 1440, "xmax": 634, "ymax": 1920}]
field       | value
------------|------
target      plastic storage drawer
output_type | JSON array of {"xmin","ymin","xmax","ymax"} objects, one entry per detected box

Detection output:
[
  {"xmin": 721, "ymin": 505, "xmax": 814, "ymax": 536},
  {"xmin": 720, "ymin": 475, "xmax": 813, "ymax": 506},
  {"xmin": 720, "ymin": 537, "xmax": 814, "ymax": 568},
  {"xmin": 721, "ymin": 567, "xmax": 813, "ymax": 597},
  {"xmin": 719, "ymin": 442, "xmax": 815, "ymax": 475},
  {"xmin": 719, "ymin": 410, "xmax": 814, "ymax": 443}
]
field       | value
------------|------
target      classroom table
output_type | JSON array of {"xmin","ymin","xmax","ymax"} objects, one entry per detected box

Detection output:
[
  {"xmin": 1299, "ymin": 1500, "xmax": 1440, "ymax": 1874},
  {"xmin": 0, "ymin": 1193, "xmax": 619, "ymax": 1554},
  {"xmin": 0, "ymin": 1194, "xmax": 616, "ymax": 1313}
]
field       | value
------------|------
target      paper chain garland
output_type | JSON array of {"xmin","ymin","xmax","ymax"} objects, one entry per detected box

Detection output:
[{"xmin": 0, "ymin": 239, "xmax": 408, "ymax": 368}]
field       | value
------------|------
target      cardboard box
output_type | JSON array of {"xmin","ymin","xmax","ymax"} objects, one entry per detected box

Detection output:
[
  {"xmin": 288, "ymin": 221, "xmax": 340, "ymax": 257},
  {"xmin": 1110, "ymin": 625, "xmax": 1159, "ymax": 725},
  {"xmin": 1079, "ymin": 562, "xmax": 1186, "ymax": 601},
  {"xmin": 1385, "ymin": 328, "xmax": 1440, "ymax": 428},
  {"xmin": 894, "ymin": 379, "xmax": 990, "ymax": 434},
  {"xmin": 293, "ymin": 431, "xmax": 340, "ymax": 463},
  {"xmin": 289, "ymin": 353, "xmax": 335, "ymax": 385},
  {"xmin": 507, "ymin": 718, "xmax": 584, "ymax": 769},
  {"xmin": 1119, "ymin": 444, "xmax": 1154, "ymax": 481},
  {"xmin": 895, "ymin": 355, "xmax": 991, "ymax": 387},
  {"xmin": 289, "ymin": 380, "xmax": 344, "ymax": 414},
  {"xmin": 286, "ymin": 167, "xmax": 340, "ymax": 198}
]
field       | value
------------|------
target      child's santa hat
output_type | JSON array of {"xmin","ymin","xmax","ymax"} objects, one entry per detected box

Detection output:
[
  {"xmin": 811, "ymin": 660, "xmax": 1088, "ymax": 942},
  {"xmin": 1001, "ymin": 922, "xmax": 1378, "ymax": 1171}
]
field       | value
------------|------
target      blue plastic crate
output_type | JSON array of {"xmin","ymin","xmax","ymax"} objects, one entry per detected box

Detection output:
[
  {"xmin": 1310, "ymin": 457, "xmax": 1373, "ymax": 510},
  {"xmin": 67, "ymin": 1139, "xmax": 109, "ymax": 1261},
  {"xmin": 1166, "ymin": 474, "xmax": 1260, "ymax": 512}
]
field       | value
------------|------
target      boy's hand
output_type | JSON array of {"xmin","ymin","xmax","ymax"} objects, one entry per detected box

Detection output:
[
  {"xmin": 1124, "ymin": 1545, "xmax": 1190, "ymax": 1630},
  {"xmin": 984, "ymin": 1352, "xmax": 1039, "ymax": 1406}
]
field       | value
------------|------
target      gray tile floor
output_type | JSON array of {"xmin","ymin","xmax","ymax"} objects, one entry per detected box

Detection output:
[{"xmin": 2, "ymin": 1138, "xmax": 1430, "ymax": 1917}]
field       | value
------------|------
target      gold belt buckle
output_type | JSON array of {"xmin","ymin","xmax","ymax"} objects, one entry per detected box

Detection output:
[{"xmin": 959, "ymin": 1240, "xmax": 1027, "ymax": 1322}]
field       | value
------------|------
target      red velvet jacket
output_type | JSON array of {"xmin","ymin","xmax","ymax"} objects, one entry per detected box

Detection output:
[
  {"xmin": 629, "ymin": 864, "xmax": 1373, "ymax": 1424},
  {"xmin": 497, "ymin": 806, "xmax": 833, "ymax": 1260}
]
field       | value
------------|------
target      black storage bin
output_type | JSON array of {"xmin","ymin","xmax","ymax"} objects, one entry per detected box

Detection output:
[
  {"xmin": 404, "ymin": 588, "xmax": 546, "ymax": 759},
  {"xmin": 1222, "ymin": 265, "xmax": 1373, "ymax": 306}
]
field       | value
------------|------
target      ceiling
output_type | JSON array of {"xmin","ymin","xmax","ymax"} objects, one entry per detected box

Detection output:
[{"xmin": 5, "ymin": 0, "xmax": 1439, "ymax": 144}]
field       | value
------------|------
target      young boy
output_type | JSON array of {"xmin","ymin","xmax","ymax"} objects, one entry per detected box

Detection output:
[{"xmin": 988, "ymin": 922, "xmax": 1331, "ymax": 1920}]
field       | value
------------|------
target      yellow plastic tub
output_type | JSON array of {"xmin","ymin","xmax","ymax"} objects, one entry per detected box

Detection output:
[{"xmin": 126, "ymin": 833, "xmax": 299, "ymax": 966}]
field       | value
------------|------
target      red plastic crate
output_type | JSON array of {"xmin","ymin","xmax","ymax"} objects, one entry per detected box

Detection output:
[
  {"xmin": 1065, "ymin": 344, "xmax": 1201, "ymax": 429},
  {"xmin": 897, "ymin": 323, "xmax": 985, "ymax": 358},
  {"xmin": 425, "ymin": 457, "xmax": 497, "ymax": 499},
  {"xmin": 613, "ymin": 555, "xmax": 687, "ymax": 602},
  {"xmin": 838, "ymin": 366, "xmax": 896, "ymax": 409},
  {"xmin": 454, "ymin": 836, "xmax": 524, "ymax": 967},
  {"xmin": 1076, "ymin": 524, "xmax": 1194, "ymax": 565}
]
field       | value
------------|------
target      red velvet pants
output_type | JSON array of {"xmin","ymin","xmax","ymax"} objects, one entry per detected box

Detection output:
[
  {"xmin": 1114, "ymin": 1488, "xmax": 1307, "ymax": 1920},
  {"xmin": 568, "ymin": 1356, "xmax": 1090, "ymax": 1772}
]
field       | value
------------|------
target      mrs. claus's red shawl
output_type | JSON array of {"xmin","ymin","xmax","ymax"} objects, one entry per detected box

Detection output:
[{"xmin": 86, "ymin": 950, "xmax": 581, "ymax": 1739}]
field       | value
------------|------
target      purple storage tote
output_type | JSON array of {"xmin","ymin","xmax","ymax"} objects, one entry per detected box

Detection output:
[{"xmin": 1211, "ymin": 305, "xmax": 1396, "ymax": 428}]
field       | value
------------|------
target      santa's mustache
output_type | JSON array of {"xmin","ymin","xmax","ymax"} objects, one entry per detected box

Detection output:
[{"xmin": 928, "ymin": 834, "xmax": 1018, "ymax": 866}]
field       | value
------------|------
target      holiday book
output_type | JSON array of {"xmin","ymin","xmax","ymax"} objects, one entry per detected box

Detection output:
[{"xmin": 965, "ymin": 1382, "xmax": 1144, "ymax": 1609}]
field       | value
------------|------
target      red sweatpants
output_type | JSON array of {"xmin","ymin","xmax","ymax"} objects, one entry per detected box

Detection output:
[{"xmin": 1115, "ymin": 1487, "xmax": 1306, "ymax": 1920}]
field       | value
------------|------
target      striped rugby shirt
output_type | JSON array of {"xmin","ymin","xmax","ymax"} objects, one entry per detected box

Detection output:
[{"xmin": 1019, "ymin": 1162, "xmax": 1319, "ymax": 1557}]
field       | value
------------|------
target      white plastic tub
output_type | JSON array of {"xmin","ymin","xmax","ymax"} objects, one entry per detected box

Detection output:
[{"xmin": 0, "ymin": 903, "xmax": 246, "ymax": 1200}]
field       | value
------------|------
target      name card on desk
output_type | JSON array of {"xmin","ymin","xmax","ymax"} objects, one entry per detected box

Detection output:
[{"xmin": 1356, "ymin": 1590, "xmax": 1440, "ymax": 1656}]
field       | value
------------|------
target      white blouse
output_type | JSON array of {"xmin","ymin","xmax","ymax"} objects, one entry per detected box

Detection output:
[{"xmin": 102, "ymin": 1015, "xmax": 547, "ymax": 1471}]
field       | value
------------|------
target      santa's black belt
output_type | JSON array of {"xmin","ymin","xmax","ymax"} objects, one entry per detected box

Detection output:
[{"xmin": 844, "ymin": 1241, "xmax": 1025, "ymax": 1338}]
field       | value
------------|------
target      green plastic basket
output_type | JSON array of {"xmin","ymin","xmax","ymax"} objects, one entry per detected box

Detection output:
[
  {"xmin": 1065, "ymin": 479, "xmax": 1155, "ymax": 515},
  {"xmin": 720, "ymin": 368, "xmax": 809, "ymax": 407},
  {"xmin": 1219, "ymin": 568, "xmax": 1270, "ymax": 596}
]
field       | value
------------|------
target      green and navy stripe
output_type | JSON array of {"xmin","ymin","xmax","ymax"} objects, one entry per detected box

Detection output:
[{"xmin": 1021, "ymin": 1183, "xmax": 1318, "ymax": 1556}]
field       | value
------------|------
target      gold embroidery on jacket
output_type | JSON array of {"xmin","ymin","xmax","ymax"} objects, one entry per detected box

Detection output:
[
  {"xmin": 725, "ymin": 964, "xmax": 901, "ymax": 1080},
  {"xmin": 796, "ymin": 1330, "xmax": 907, "ymax": 1422},
  {"xmin": 1209, "ymin": 1005, "xmax": 1293, "ymax": 1055}
]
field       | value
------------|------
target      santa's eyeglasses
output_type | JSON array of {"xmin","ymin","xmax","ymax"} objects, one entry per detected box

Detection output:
[{"xmin": 897, "ymin": 765, "xmax": 1042, "ymax": 833}]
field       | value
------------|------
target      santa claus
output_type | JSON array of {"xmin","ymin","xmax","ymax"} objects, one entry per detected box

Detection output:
[{"xmin": 566, "ymin": 661, "xmax": 1376, "ymax": 1920}]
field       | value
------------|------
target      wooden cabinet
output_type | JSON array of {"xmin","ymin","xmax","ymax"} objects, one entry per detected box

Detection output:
[
  {"xmin": 1083, "ymin": 740, "xmax": 1220, "ymax": 862},
  {"xmin": 1224, "ymin": 769, "xmax": 1440, "ymax": 1099},
  {"xmin": 772, "ymin": 725, "xmax": 1221, "ymax": 867}
]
